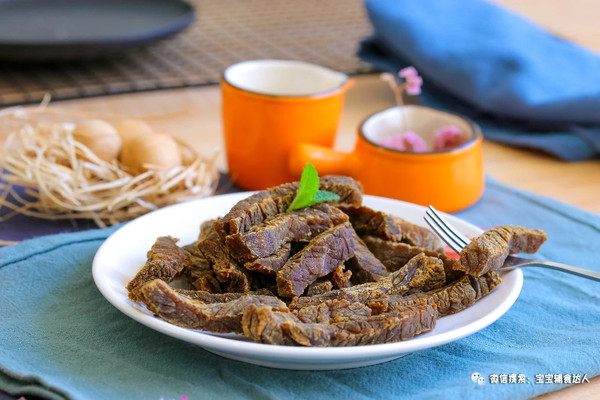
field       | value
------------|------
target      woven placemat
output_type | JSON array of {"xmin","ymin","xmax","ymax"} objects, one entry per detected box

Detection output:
[{"xmin": 0, "ymin": 0, "xmax": 375, "ymax": 106}]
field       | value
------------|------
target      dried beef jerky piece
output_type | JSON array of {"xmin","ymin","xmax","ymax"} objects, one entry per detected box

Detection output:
[
  {"xmin": 330, "ymin": 265, "xmax": 352, "ymax": 289},
  {"xmin": 340, "ymin": 206, "xmax": 443, "ymax": 251},
  {"xmin": 226, "ymin": 204, "xmax": 348, "ymax": 262},
  {"xmin": 319, "ymin": 175, "xmax": 363, "ymax": 208},
  {"xmin": 199, "ymin": 219, "xmax": 218, "ymax": 241},
  {"xmin": 242, "ymin": 303, "xmax": 436, "ymax": 346},
  {"xmin": 182, "ymin": 243, "xmax": 210, "ymax": 272},
  {"xmin": 223, "ymin": 267, "xmax": 258, "ymax": 293},
  {"xmin": 294, "ymin": 299, "xmax": 372, "ymax": 324},
  {"xmin": 459, "ymin": 225, "xmax": 547, "ymax": 276},
  {"xmin": 345, "ymin": 233, "xmax": 389, "ymax": 284},
  {"xmin": 243, "ymin": 243, "xmax": 292, "ymax": 274},
  {"xmin": 182, "ymin": 243, "xmax": 221, "ymax": 293},
  {"xmin": 276, "ymin": 222, "xmax": 355, "ymax": 297},
  {"xmin": 174, "ymin": 289, "xmax": 246, "ymax": 303},
  {"xmin": 138, "ymin": 279, "xmax": 287, "ymax": 333},
  {"xmin": 197, "ymin": 234, "xmax": 253, "ymax": 293},
  {"xmin": 305, "ymin": 279, "xmax": 334, "ymax": 296},
  {"xmin": 363, "ymin": 236, "xmax": 463, "ymax": 282},
  {"xmin": 290, "ymin": 253, "xmax": 446, "ymax": 310},
  {"xmin": 369, "ymin": 271, "xmax": 502, "ymax": 317},
  {"xmin": 362, "ymin": 236, "xmax": 426, "ymax": 271},
  {"xmin": 188, "ymin": 271, "xmax": 222, "ymax": 293},
  {"xmin": 127, "ymin": 236, "xmax": 191, "ymax": 301},
  {"xmin": 339, "ymin": 205, "xmax": 402, "ymax": 241},
  {"xmin": 408, "ymin": 254, "xmax": 447, "ymax": 293},
  {"xmin": 212, "ymin": 191, "xmax": 283, "ymax": 237},
  {"xmin": 174, "ymin": 288, "xmax": 275, "ymax": 303},
  {"xmin": 213, "ymin": 176, "xmax": 362, "ymax": 237}
]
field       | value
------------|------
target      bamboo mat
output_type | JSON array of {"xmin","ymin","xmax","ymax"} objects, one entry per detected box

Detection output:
[{"xmin": 0, "ymin": 0, "xmax": 374, "ymax": 106}]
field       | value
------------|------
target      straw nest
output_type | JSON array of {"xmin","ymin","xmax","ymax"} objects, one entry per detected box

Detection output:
[{"xmin": 0, "ymin": 103, "xmax": 220, "ymax": 231}]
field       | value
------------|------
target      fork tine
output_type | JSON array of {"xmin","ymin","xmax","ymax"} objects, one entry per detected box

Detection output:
[
  {"xmin": 423, "ymin": 213, "xmax": 464, "ymax": 254},
  {"xmin": 427, "ymin": 206, "xmax": 471, "ymax": 248}
]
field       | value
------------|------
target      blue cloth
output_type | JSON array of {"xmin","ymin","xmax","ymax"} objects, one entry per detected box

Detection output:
[
  {"xmin": 359, "ymin": 0, "xmax": 600, "ymax": 161},
  {"xmin": 1, "ymin": 178, "xmax": 599, "ymax": 400}
]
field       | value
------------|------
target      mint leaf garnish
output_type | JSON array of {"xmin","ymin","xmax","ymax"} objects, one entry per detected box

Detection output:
[
  {"xmin": 287, "ymin": 164, "xmax": 340, "ymax": 212},
  {"xmin": 305, "ymin": 190, "xmax": 340, "ymax": 207},
  {"xmin": 287, "ymin": 163, "xmax": 320, "ymax": 212}
]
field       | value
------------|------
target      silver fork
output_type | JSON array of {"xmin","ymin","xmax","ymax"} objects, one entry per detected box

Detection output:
[{"xmin": 423, "ymin": 205, "xmax": 600, "ymax": 282}]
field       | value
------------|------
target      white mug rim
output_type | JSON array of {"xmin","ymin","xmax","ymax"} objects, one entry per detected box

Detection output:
[{"xmin": 222, "ymin": 59, "xmax": 351, "ymax": 98}]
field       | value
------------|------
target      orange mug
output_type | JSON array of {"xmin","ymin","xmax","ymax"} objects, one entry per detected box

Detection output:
[
  {"xmin": 221, "ymin": 59, "xmax": 354, "ymax": 190},
  {"xmin": 289, "ymin": 105, "xmax": 485, "ymax": 212}
]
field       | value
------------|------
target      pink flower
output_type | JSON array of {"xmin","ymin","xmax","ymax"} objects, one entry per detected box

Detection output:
[
  {"xmin": 433, "ymin": 125, "xmax": 467, "ymax": 150},
  {"xmin": 379, "ymin": 131, "xmax": 427, "ymax": 152},
  {"xmin": 399, "ymin": 67, "xmax": 423, "ymax": 95},
  {"xmin": 399, "ymin": 66, "xmax": 418, "ymax": 79},
  {"xmin": 405, "ymin": 76, "xmax": 423, "ymax": 95}
]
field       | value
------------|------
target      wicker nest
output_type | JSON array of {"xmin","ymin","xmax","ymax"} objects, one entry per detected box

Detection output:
[{"xmin": 0, "ymin": 104, "xmax": 220, "ymax": 229}]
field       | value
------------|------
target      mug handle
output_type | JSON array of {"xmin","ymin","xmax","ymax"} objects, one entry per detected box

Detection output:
[{"xmin": 289, "ymin": 142, "xmax": 357, "ymax": 177}]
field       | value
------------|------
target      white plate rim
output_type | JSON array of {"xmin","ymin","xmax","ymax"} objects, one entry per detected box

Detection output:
[{"xmin": 92, "ymin": 193, "xmax": 523, "ymax": 368}]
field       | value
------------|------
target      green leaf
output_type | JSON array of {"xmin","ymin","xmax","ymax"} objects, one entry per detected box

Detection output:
[
  {"xmin": 287, "ymin": 163, "xmax": 320, "ymax": 212},
  {"xmin": 305, "ymin": 190, "xmax": 340, "ymax": 207}
]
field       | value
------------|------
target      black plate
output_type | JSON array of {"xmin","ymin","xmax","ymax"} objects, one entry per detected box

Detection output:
[{"xmin": 0, "ymin": 0, "xmax": 195, "ymax": 61}]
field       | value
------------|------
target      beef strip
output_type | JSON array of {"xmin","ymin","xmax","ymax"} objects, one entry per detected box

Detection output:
[
  {"xmin": 174, "ymin": 288, "xmax": 274, "ymax": 303},
  {"xmin": 182, "ymin": 243, "xmax": 222, "ymax": 293},
  {"xmin": 330, "ymin": 264, "xmax": 352, "ymax": 289},
  {"xmin": 369, "ymin": 271, "xmax": 502, "ymax": 317},
  {"xmin": 212, "ymin": 190, "xmax": 284, "ymax": 238},
  {"xmin": 319, "ymin": 175, "xmax": 363, "ymax": 208},
  {"xmin": 126, "ymin": 236, "xmax": 191, "ymax": 301},
  {"xmin": 174, "ymin": 289, "xmax": 246, "ymax": 303},
  {"xmin": 305, "ymin": 279, "xmax": 334, "ymax": 296},
  {"xmin": 340, "ymin": 206, "xmax": 443, "ymax": 251},
  {"xmin": 196, "ymin": 234, "xmax": 253, "ymax": 293},
  {"xmin": 138, "ymin": 279, "xmax": 287, "ymax": 333},
  {"xmin": 459, "ymin": 225, "xmax": 547, "ymax": 276},
  {"xmin": 225, "ymin": 204, "xmax": 348, "ymax": 262},
  {"xmin": 276, "ymin": 222, "xmax": 355, "ymax": 297},
  {"xmin": 189, "ymin": 273, "xmax": 222, "ymax": 293},
  {"xmin": 243, "ymin": 243, "xmax": 292, "ymax": 274},
  {"xmin": 241, "ymin": 303, "xmax": 436, "ymax": 346},
  {"xmin": 362, "ymin": 236, "xmax": 430, "ymax": 271},
  {"xmin": 199, "ymin": 219, "xmax": 218, "ymax": 241},
  {"xmin": 345, "ymin": 233, "xmax": 389, "ymax": 284},
  {"xmin": 294, "ymin": 299, "xmax": 372, "ymax": 324},
  {"xmin": 213, "ymin": 176, "xmax": 362, "ymax": 237},
  {"xmin": 363, "ymin": 236, "xmax": 464, "ymax": 282},
  {"xmin": 289, "ymin": 252, "xmax": 446, "ymax": 310},
  {"xmin": 182, "ymin": 243, "xmax": 210, "ymax": 273}
]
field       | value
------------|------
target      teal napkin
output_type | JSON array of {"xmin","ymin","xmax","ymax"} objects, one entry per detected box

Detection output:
[
  {"xmin": 1, "ymin": 178, "xmax": 599, "ymax": 400},
  {"xmin": 359, "ymin": 0, "xmax": 600, "ymax": 161}
]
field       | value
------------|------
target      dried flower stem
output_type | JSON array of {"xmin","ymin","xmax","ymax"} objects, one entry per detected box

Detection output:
[{"xmin": 380, "ymin": 72, "xmax": 408, "ymax": 133}]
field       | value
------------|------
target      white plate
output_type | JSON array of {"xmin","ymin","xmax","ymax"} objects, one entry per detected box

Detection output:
[{"xmin": 92, "ymin": 193, "xmax": 522, "ymax": 370}]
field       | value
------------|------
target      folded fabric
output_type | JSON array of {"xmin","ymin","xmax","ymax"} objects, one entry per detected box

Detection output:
[
  {"xmin": 0, "ymin": 177, "xmax": 599, "ymax": 400},
  {"xmin": 360, "ymin": 0, "xmax": 600, "ymax": 161}
]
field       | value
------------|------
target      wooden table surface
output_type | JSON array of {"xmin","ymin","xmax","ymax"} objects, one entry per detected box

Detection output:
[{"xmin": 2, "ymin": 1, "xmax": 599, "ymax": 398}]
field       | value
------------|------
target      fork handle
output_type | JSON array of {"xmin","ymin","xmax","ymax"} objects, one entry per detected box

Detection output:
[{"xmin": 502, "ymin": 260, "xmax": 600, "ymax": 282}]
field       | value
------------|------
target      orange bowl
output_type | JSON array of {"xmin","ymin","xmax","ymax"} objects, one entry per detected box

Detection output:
[{"xmin": 290, "ymin": 105, "xmax": 484, "ymax": 212}]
